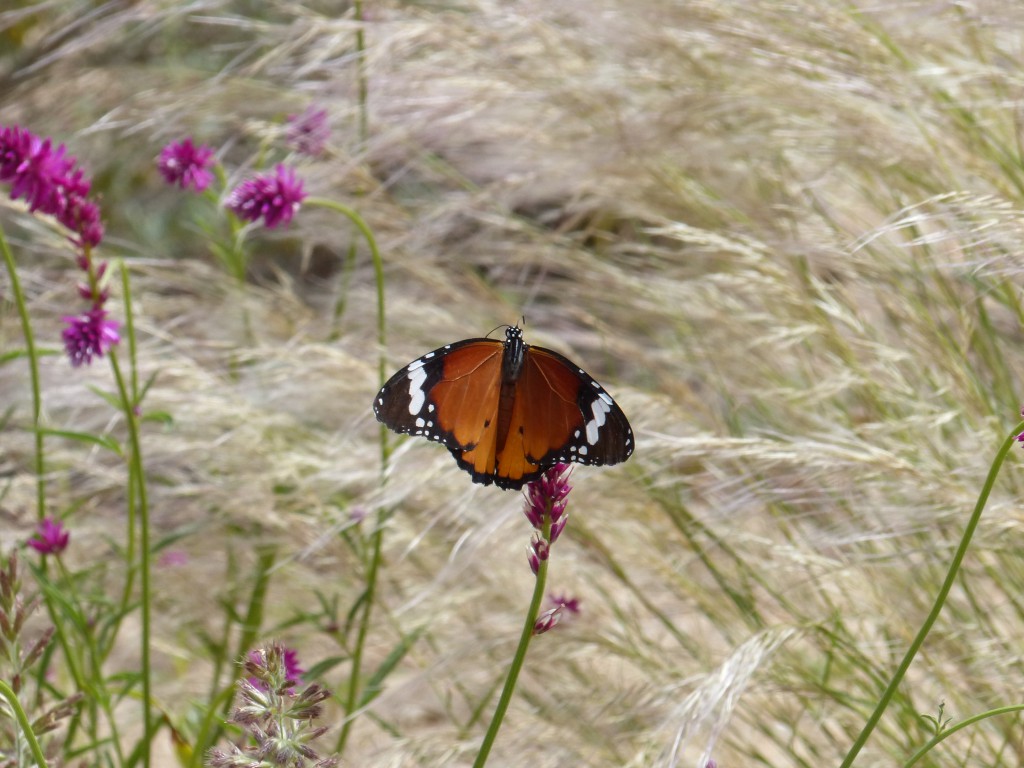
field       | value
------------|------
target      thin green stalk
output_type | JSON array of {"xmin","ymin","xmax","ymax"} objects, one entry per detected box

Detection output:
[
  {"xmin": 108, "ymin": 347, "xmax": 152, "ymax": 768},
  {"xmin": 335, "ymin": 522, "xmax": 384, "ymax": 753},
  {"xmin": 51, "ymin": 557, "xmax": 126, "ymax": 767},
  {"xmin": 904, "ymin": 704, "xmax": 1024, "ymax": 767},
  {"xmin": 1, "ymin": 226, "xmax": 90, "ymax": 731},
  {"xmin": 354, "ymin": 0, "xmax": 368, "ymax": 145},
  {"xmin": 231, "ymin": 547, "xmax": 277, "ymax": 686},
  {"xmin": 840, "ymin": 421, "xmax": 1024, "ymax": 766},
  {"xmin": 0, "ymin": 679, "xmax": 48, "ymax": 768},
  {"xmin": 106, "ymin": 265, "xmax": 139, "ymax": 663},
  {"xmin": 472, "ymin": 518, "xmax": 551, "ymax": 768},
  {"xmin": 304, "ymin": 198, "xmax": 386, "ymax": 390},
  {"xmin": 305, "ymin": 198, "xmax": 389, "ymax": 755},
  {"xmin": 0, "ymin": 226, "xmax": 45, "ymax": 519}
]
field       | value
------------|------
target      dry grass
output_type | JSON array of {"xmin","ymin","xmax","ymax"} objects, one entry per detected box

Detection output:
[{"xmin": 4, "ymin": 1, "xmax": 1024, "ymax": 766}]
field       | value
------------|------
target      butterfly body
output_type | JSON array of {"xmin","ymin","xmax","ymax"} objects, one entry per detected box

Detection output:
[{"xmin": 374, "ymin": 326, "xmax": 633, "ymax": 489}]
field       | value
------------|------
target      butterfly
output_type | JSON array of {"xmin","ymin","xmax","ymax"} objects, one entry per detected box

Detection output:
[{"xmin": 373, "ymin": 325, "xmax": 634, "ymax": 490}]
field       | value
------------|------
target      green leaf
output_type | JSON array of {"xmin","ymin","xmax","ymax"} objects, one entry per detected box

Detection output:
[
  {"xmin": 357, "ymin": 626, "xmax": 425, "ymax": 708},
  {"xmin": 303, "ymin": 654, "xmax": 347, "ymax": 681},
  {"xmin": 37, "ymin": 428, "xmax": 122, "ymax": 455},
  {"xmin": 141, "ymin": 410, "xmax": 174, "ymax": 425},
  {"xmin": 0, "ymin": 347, "xmax": 61, "ymax": 365}
]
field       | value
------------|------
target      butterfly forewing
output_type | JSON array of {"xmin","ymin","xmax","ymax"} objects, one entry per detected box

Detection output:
[{"xmin": 373, "ymin": 339, "xmax": 503, "ymax": 452}]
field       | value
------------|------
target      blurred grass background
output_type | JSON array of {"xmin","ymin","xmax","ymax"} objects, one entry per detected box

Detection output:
[{"xmin": 4, "ymin": 1, "xmax": 1024, "ymax": 765}]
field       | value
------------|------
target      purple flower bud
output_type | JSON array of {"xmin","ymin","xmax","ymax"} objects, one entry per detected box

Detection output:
[
  {"xmin": 533, "ymin": 605, "xmax": 563, "ymax": 635},
  {"xmin": 531, "ymin": 534, "xmax": 549, "ymax": 562},
  {"xmin": 547, "ymin": 592, "xmax": 581, "ymax": 615},
  {"xmin": 549, "ymin": 514, "xmax": 568, "ymax": 543},
  {"xmin": 286, "ymin": 105, "xmax": 330, "ymax": 157}
]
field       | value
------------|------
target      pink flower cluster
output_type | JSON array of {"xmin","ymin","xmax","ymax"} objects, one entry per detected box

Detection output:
[
  {"xmin": 0, "ymin": 125, "xmax": 118, "ymax": 367},
  {"xmin": 157, "ymin": 138, "xmax": 215, "ymax": 192},
  {"xmin": 0, "ymin": 125, "xmax": 103, "ymax": 249},
  {"xmin": 158, "ymin": 131, "xmax": 308, "ymax": 230},
  {"xmin": 524, "ymin": 463, "xmax": 572, "ymax": 576},
  {"xmin": 225, "ymin": 164, "xmax": 306, "ymax": 229},
  {"xmin": 27, "ymin": 517, "xmax": 70, "ymax": 555}
]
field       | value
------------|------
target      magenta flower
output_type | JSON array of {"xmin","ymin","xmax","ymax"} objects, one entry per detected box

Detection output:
[
  {"xmin": 27, "ymin": 517, "xmax": 70, "ymax": 555},
  {"xmin": 157, "ymin": 137, "xmax": 215, "ymax": 192},
  {"xmin": 547, "ymin": 592, "xmax": 581, "ymax": 615},
  {"xmin": 62, "ymin": 307, "xmax": 120, "ymax": 366},
  {"xmin": 286, "ymin": 105, "xmax": 330, "ymax": 156},
  {"xmin": 282, "ymin": 647, "xmax": 305, "ymax": 684},
  {"xmin": 0, "ymin": 125, "xmax": 103, "ymax": 246},
  {"xmin": 247, "ymin": 644, "xmax": 305, "ymax": 693},
  {"xmin": 225, "ymin": 164, "xmax": 306, "ymax": 229},
  {"xmin": 158, "ymin": 550, "xmax": 189, "ymax": 567}
]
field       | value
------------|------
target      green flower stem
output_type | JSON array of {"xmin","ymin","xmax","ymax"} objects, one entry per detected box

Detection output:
[
  {"xmin": 305, "ymin": 198, "xmax": 391, "ymax": 756},
  {"xmin": 304, "ymin": 197, "xmax": 387, "ymax": 398},
  {"xmin": 0, "ymin": 679, "xmax": 48, "ymax": 768},
  {"xmin": 108, "ymin": 346, "xmax": 152, "ymax": 768},
  {"xmin": 473, "ymin": 518, "xmax": 552, "ymax": 768},
  {"xmin": 52, "ymin": 556, "xmax": 126, "ymax": 766},
  {"xmin": 0, "ymin": 226, "xmax": 45, "ymax": 519},
  {"xmin": 0, "ymin": 226, "xmax": 88, "ymax": 732},
  {"xmin": 109, "ymin": 266, "xmax": 139, "ymax": 653},
  {"xmin": 840, "ymin": 421, "xmax": 1024, "ymax": 767},
  {"xmin": 354, "ymin": 0, "xmax": 369, "ymax": 145},
  {"xmin": 904, "ymin": 704, "xmax": 1024, "ymax": 766}
]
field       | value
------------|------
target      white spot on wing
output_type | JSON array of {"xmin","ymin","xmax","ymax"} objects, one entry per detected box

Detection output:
[
  {"xmin": 407, "ymin": 364, "xmax": 428, "ymax": 415},
  {"xmin": 585, "ymin": 397, "xmax": 612, "ymax": 445}
]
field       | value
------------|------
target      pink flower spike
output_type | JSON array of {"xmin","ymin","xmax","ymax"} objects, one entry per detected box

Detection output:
[
  {"xmin": 524, "ymin": 463, "xmax": 573, "ymax": 527},
  {"xmin": 62, "ymin": 308, "xmax": 120, "ymax": 366},
  {"xmin": 27, "ymin": 517, "xmax": 69, "ymax": 555},
  {"xmin": 157, "ymin": 137, "xmax": 215, "ymax": 192},
  {"xmin": 225, "ymin": 164, "xmax": 306, "ymax": 229},
  {"xmin": 0, "ymin": 125, "xmax": 103, "ymax": 246}
]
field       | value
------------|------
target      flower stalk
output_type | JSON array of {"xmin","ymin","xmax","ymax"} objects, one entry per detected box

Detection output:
[{"xmin": 472, "ymin": 464, "xmax": 573, "ymax": 767}]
